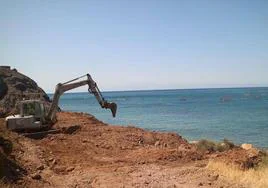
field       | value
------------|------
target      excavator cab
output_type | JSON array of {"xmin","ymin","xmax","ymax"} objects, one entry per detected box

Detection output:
[
  {"xmin": 6, "ymin": 100, "xmax": 46, "ymax": 131},
  {"xmin": 20, "ymin": 100, "xmax": 45, "ymax": 119}
]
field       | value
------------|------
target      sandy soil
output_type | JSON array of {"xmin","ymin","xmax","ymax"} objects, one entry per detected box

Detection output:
[{"xmin": 0, "ymin": 112, "xmax": 262, "ymax": 188}]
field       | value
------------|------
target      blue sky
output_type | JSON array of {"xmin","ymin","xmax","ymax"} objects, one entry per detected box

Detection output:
[{"xmin": 1, "ymin": 0, "xmax": 268, "ymax": 92}]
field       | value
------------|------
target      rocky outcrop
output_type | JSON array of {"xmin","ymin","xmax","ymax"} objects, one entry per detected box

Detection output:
[
  {"xmin": 0, "ymin": 76, "xmax": 8, "ymax": 100},
  {"xmin": 0, "ymin": 66, "xmax": 50, "ymax": 117}
]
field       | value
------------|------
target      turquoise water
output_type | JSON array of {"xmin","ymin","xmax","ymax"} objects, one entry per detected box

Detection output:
[{"xmin": 50, "ymin": 88, "xmax": 268, "ymax": 148}]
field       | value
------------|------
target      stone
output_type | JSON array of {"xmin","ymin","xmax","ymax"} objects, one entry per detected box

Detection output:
[
  {"xmin": 195, "ymin": 163, "xmax": 207, "ymax": 168},
  {"xmin": 82, "ymin": 139, "xmax": 88, "ymax": 143},
  {"xmin": 189, "ymin": 140, "xmax": 198, "ymax": 144},
  {"xmin": 31, "ymin": 173, "xmax": 41, "ymax": 180},
  {"xmin": 37, "ymin": 165, "xmax": 44, "ymax": 170},
  {"xmin": 155, "ymin": 141, "xmax": 161, "ymax": 147},
  {"xmin": 48, "ymin": 157, "xmax": 54, "ymax": 161},
  {"xmin": 241, "ymin": 143, "xmax": 253, "ymax": 150},
  {"xmin": 66, "ymin": 167, "xmax": 75, "ymax": 172},
  {"xmin": 144, "ymin": 181, "xmax": 149, "ymax": 184},
  {"xmin": 52, "ymin": 159, "xmax": 57, "ymax": 165},
  {"xmin": 209, "ymin": 174, "xmax": 219, "ymax": 181},
  {"xmin": 54, "ymin": 166, "xmax": 67, "ymax": 173}
]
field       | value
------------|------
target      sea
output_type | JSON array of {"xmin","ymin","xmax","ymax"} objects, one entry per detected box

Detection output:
[{"xmin": 49, "ymin": 87, "xmax": 268, "ymax": 148}]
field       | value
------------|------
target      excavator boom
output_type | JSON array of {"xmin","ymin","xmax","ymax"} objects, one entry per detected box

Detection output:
[{"xmin": 46, "ymin": 74, "xmax": 117, "ymax": 124}]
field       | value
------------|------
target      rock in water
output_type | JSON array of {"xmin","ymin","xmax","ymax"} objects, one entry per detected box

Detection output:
[{"xmin": 0, "ymin": 66, "xmax": 51, "ymax": 117}]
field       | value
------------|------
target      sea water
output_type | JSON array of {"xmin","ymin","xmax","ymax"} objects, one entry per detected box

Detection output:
[{"xmin": 50, "ymin": 87, "xmax": 268, "ymax": 148}]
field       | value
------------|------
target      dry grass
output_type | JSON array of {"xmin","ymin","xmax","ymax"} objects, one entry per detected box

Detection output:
[
  {"xmin": 259, "ymin": 153, "xmax": 268, "ymax": 167},
  {"xmin": 207, "ymin": 157, "xmax": 268, "ymax": 188}
]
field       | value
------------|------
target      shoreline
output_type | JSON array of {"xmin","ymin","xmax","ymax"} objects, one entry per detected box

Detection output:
[{"xmin": 60, "ymin": 110, "xmax": 268, "ymax": 150}]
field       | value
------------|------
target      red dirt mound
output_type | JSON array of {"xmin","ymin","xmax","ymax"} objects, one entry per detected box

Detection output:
[{"xmin": 0, "ymin": 112, "xmax": 264, "ymax": 187}]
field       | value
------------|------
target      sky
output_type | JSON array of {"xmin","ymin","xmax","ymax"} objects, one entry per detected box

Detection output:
[{"xmin": 1, "ymin": 0, "xmax": 268, "ymax": 92}]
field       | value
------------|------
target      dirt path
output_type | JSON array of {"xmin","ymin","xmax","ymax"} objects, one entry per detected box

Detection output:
[{"xmin": 1, "ymin": 112, "xmax": 251, "ymax": 187}]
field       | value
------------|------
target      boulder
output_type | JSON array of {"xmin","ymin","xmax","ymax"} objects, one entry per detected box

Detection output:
[
  {"xmin": 66, "ymin": 166, "xmax": 75, "ymax": 172},
  {"xmin": 241, "ymin": 143, "xmax": 253, "ymax": 150},
  {"xmin": 0, "ymin": 66, "xmax": 51, "ymax": 117},
  {"xmin": 36, "ymin": 165, "xmax": 45, "ymax": 171},
  {"xmin": 31, "ymin": 173, "xmax": 41, "ymax": 180}
]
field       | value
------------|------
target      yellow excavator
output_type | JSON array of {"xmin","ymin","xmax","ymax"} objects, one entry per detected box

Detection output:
[{"xmin": 5, "ymin": 74, "xmax": 117, "ymax": 131}]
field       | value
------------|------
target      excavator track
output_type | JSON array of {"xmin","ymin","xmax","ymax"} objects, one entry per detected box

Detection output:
[
  {"xmin": 22, "ymin": 129, "xmax": 61, "ymax": 139},
  {"xmin": 22, "ymin": 125, "xmax": 81, "ymax": 139}
]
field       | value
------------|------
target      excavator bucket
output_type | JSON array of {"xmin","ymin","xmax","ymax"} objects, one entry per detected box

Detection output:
[
  {"xmin": 103, "ymin": 101, "xmax": 117, "ymax": 117},
  {"xmin": 109, "ymin": 102, "xmax": 117, "ymax": 117}
]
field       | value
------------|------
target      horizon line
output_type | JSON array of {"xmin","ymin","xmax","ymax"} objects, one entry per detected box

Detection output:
[{"xmin": 46, "ymin": 85, "xmax": 268, "ymax": 94}]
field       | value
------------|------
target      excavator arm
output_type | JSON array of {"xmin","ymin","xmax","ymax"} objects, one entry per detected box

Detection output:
[{"xmin": 46, "ymin": 74, "xmax": 117, "ymax": 124}]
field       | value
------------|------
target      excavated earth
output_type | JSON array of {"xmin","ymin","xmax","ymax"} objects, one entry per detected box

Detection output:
[{"xmin": 0, "ymin": 112, "xmax": 263, "ymax": 188}]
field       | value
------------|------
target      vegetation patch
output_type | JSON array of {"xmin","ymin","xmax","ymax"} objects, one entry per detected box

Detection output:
[
  {"xmin": 256, "ymin": 153, "xmax": 268, "ymax": 170},
  {"xmin": 207, "ymin": 160, "xmax": 268, "ymax": 188},
  {"xmin": 196, "ymin": 138, "xmax": 235, "ymax": 153}
]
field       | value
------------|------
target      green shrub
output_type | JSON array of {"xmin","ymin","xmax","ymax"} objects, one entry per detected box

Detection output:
[
  {"xmin": 196, "ymin": 138, "xmax": 235, "ymax": 152},
  {"xmin": 197, "ymin": 139, "xmax": 217, "ymax": 152}
]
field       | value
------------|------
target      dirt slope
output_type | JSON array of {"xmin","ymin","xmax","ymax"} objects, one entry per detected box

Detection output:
[{"xmin": 1, "ymin": 112, "xmax": 263, "ymax": 188}]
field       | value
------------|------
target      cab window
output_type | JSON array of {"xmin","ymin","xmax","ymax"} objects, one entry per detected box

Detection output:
[{"xmin": 22, "ymin": 103, "xmax": 36, "ymax": 116}]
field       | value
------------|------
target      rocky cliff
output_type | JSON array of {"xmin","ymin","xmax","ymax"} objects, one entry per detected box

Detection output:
[{"xmin": 0, "ymin": 66, "xmax": 50, "ymax": 117}]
